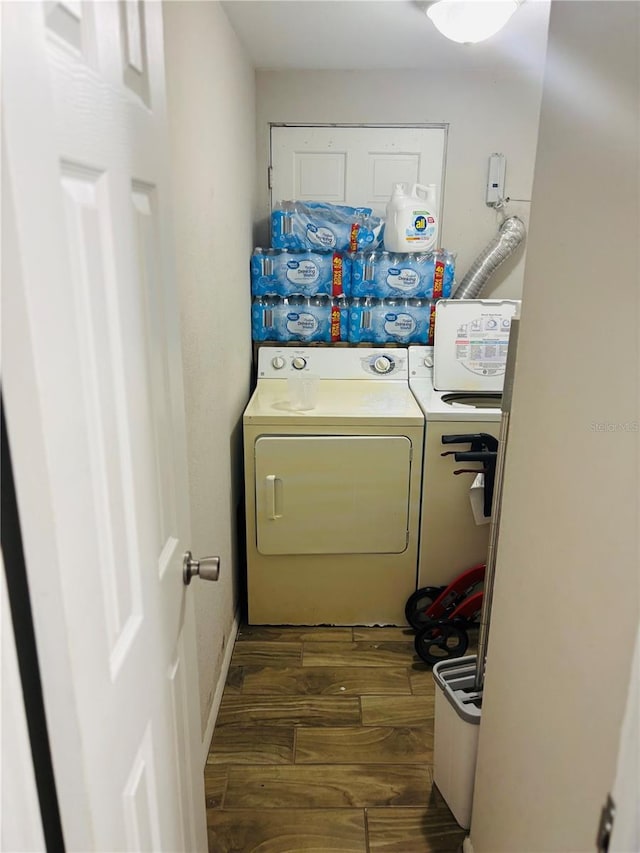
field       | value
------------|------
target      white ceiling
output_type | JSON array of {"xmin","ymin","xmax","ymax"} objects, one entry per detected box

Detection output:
[{"xmin": 221, "ymin": 0, "xmax": 551, "ymax": 72}]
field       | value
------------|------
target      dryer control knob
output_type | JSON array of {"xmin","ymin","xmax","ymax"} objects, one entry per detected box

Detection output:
[
  {"xmin": 292, "ymin": 356, "xmax": 307, "ymax": 370},
  {"xmin": 424, "ymin": 354, "xmax": 434, "ymax": 368},
  {"xmin": 373, "ymin": 356, "xmax": 393, "ymax": 374},
  {"xmin": 271, "ymin": 356, "xmax": 286, "ymax": 370}
]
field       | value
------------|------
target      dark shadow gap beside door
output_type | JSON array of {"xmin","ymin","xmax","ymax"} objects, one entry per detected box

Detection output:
[{"xmin": 1, "ymin": 394, "xmax": 66, "ymax": 853}]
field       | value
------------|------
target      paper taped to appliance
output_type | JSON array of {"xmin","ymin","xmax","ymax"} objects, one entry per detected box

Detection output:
[{"xmin": 470, "ymin": 473, "xmax": 491, "ymax": 526}]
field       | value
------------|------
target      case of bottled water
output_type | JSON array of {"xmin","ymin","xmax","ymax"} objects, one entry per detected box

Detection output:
[
  {"xmin": 251, "ymin": 295, "xmax": 349, "ymax": 343},
  {"xmin": 351, "ymin": 249, "xmax": 455, "ymax": 299},
  {"xmin": 271, "ymin": 201, "xmax": 383, "ymax": 253},
  {"xmin": 251, "ymin": 248, "xmax": 352, "ymax": 297},
  {"xmin": 348, "ymin": 297, "xmax": 433, "ymax": 345}
]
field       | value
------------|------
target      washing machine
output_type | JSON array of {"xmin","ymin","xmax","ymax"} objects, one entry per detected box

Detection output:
[
  {"xmin": 409, "ymin": 299, "xmax": 519, "ymax": 588},
  {"xmin": 243, "ymin": 346, "xmax": 424, "ymax": 625}
]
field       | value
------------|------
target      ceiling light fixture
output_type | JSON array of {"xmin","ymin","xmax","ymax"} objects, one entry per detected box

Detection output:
[{"xmin": 426, "ymin": 0, "xmax": 523, "ymax": 45}]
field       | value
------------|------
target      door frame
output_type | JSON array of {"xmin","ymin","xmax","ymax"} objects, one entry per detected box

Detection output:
[{"xmin": 268, "ymin": 122, "xmax": 449, "ymax": 231}]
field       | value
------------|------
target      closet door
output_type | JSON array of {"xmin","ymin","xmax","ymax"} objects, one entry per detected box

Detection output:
[{"xmin": 271, "ymin": 125, "xmax": 446, "ymax": 218}]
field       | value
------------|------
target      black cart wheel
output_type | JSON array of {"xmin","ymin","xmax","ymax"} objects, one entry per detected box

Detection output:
[
  {"xmin": 405, "ymin": 586, "xmax": 446, "ymax": 631},
  {"xmin": 414, "ymin": 621, "xmax": 469, "ymax": 666}
]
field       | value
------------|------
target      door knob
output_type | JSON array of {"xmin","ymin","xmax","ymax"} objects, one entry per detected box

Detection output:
[{"xmin": 183, "ymin": 551, "xmax": 220, "ymax": 585}]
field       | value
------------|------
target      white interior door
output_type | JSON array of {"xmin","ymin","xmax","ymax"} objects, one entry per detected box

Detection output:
[
  {"xmin": 2, "ymin": 3, "xmax": 206, "ymax": 851},
  {"xmin": 270, "ymin": 124, "xmax": 447, "ymax": 218}
]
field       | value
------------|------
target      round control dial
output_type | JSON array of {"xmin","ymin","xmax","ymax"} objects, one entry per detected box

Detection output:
[
  {"xmin": 292, "ymin": 356, "xmax": 307, "ymax": 370},
  {"xmin": 271, "ymin": 356, "xmax": 286, "ymax": 370},
  {"xmin": 424, "ymin": 354, "xmax": 434, "ymax": 368},
  {"xmin": 373, "ymin": 356, "xmax": 394, "ymax": 374}
]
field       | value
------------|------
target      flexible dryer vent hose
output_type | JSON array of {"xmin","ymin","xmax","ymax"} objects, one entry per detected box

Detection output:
[{"xmin": 453, "ymin": 216, "xmax": 526, "ymax": 300}]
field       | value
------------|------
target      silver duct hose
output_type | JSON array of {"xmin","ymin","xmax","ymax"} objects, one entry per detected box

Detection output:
[{"xmin": 453, "ymin": 216, "xmax": 526, "ymax": 300}]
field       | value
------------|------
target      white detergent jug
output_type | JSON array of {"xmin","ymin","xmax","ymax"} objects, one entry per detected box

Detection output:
[{"xmin": 384, "ymin": 183, "xmax": 439, "ymax": 253}]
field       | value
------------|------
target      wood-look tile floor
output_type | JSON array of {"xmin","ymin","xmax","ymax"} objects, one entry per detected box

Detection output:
[{"xmin": 205, "ymin": 625, "xmax": 467, "ymax": 853}]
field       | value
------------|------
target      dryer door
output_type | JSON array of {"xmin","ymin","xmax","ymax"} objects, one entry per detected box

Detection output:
[{"xmin": 255, "ymin": 435, "xmax": 412, "ymax": 555}]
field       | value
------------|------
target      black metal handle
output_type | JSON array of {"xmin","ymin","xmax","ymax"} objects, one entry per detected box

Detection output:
[
  {"xmin": 453, "ymin": 451, "xmax": 497, "ymax": 463},
  {"xmin": 442, "ymin": 433, "xmax": 499, "ymax": 453},
  {"xmin": 441, "ymin": 433, "xmax": 486, "ymax": 445}
]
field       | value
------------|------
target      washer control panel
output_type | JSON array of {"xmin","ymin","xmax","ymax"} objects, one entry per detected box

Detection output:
[
  {"xmin": 258, "ymin": 347, "xmax": 409, "ymax": 380},
  {"xmin": 408, "ymin": 346, "xmax": 434, "ymax": 380}
]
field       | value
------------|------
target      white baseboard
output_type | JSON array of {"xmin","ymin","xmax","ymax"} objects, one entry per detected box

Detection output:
[
  {"xmin": 462, "ymin": 836, "xmax": 474, "ymax": 853},
  {"xmin": 201, "ymin": 609, "xmax": 240, "ymax": 768}
]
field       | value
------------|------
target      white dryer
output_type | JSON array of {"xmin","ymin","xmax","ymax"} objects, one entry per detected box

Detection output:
[
  {"xmin": 243, "ymin": 346, "xmax": 424, "ymax": 625},
  {"xmin": 409, "ymin": 299, "xmax": 519, "ymax": 588}
]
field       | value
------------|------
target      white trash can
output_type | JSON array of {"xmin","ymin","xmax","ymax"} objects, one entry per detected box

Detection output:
[{"xmin": 432, "ymin": 656, "xmax": 482, "ymax": 830}]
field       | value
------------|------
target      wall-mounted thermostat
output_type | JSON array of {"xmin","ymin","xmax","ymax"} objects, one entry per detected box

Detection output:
[{"xmin": 486, "ymin": 153, "xmax": 506, "ymax": 206}]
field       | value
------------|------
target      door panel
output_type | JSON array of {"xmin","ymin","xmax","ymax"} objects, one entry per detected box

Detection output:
[
  {"xmin": 60, "ymin": 166, "xmax": 143, "ymax": 659},
  {"xmin": 255, "ymin": 435, "xmax": 412, "ymax": 555},
  {"xmin": 271, "ymin": 125, "xmax": 446, "ymax": 218},
  {"xmin": 296, "ymin": 152, "xmax": 347, "ymax": 201}
]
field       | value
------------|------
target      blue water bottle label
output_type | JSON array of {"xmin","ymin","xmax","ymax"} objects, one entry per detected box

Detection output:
[
  {"xmin": 286, "ymin": 259, "xmax": 320, "ymax": 286},
  {"xmin": 387, "ymin": 267, "xmax": 420, "ymax": 292},
  {"xmin": 306, "ymin": 224, "xmax": 337, "ymax": 249}
]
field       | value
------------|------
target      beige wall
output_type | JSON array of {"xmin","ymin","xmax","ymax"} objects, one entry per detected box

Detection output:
[
  {"xmin": 470, "ymin": 3, "xmax": 639, "ymax": 850},
  {"xmin": 163, "ymin": 1, "xmax": 255, "ymax": 745},
  {"xmin": 255, "ymin": 50, "xmax": 549, "ymax": 299}
]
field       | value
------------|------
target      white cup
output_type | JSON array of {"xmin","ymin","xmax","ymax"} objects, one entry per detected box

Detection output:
[{"xmin": 287, "ymin": 374, "xmax": 320, "ymax": 410}]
